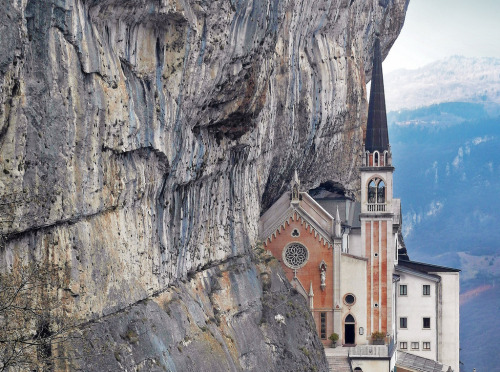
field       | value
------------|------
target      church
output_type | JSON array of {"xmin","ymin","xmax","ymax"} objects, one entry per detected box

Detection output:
[{"xmin": 258, "ymin": 39, "xmax": 460, "ymax": 372}]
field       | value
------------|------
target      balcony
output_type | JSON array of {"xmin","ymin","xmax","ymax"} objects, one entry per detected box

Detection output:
[
  {"xmin": 349, "ymin": 335, "xmax": 395, "ymax": 358},
  {"xmin": 349, "ymin": 345, "xmax": 390, "ymax": 358},
  {"xmin": 367, "ymin": 203, "xmax": 386, "ymax": 212}
]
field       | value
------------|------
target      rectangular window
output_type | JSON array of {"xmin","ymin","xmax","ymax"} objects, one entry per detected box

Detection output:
[
  {"xmin": 400, "ymin": 317, "xmax": 407, "ymax": 329},
  {"xmin": 400, "ymin": 284, "xmax": 407, "ymax": 296},
  {"xmin": 423, "ymin": 342, "xmax": 431, "ymax": 350},
  {"xmin": 423, "ymin": 317, "xmax": 431, "ymax": 329},
  {"xmin": 320, "ymin": 312, "xmax": 327, "ymax": 339},
  {"xmin": 411, "ymin": 342, "xmax": 419, "ymax": 350},
  {"xmin": 399, "ymin": 342, "xmax": 407, "ymax": 350},
  {"xmin": 423, "ymin": 285, "xmax": 431, "ymax": 296}
]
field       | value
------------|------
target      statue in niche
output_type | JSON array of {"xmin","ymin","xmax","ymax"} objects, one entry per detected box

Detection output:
[
  {"xmin": 319, "ymin": 260, "xmax": 327, "ymax": 291},
  {"xmin": 292, "ymin": 185, "xmax": 299, "ymax": 201},
  {"xmin": 291, "ymin": 169, "xmax": 301, "ymax": 202}
]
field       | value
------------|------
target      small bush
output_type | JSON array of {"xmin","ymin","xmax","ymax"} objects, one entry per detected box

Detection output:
[
  {"xmin": 371, "ymin": 331, "xmax": 385, "ymax": 340},
  {"xmin": 329, "ymin": 333, "xmax": 339, "ymax": 342}
]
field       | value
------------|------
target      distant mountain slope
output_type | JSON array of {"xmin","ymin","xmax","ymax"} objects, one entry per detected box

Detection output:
[
  {"xmin": 388, "ymin": 102, "xmax": 490, "ymax": 126},
  {"xmin": 384, "ymin": 55, "xmax": 500, "ymax": 372},
  {"xmin": 389, "ymin": 107, "xmax": 500, "ymax": 372},
  {"xmin": 384, "ymin": 56, "xmax": 500, "ymax": 112},
  {"xmin": 390, "ymin": 115, "xmax": 500, "ymax": 287},
  {"xmin": 460, "ymin": 285, "xmax": 500, "ymax": 372}
]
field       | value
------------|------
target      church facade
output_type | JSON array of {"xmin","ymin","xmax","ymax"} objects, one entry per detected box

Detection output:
[{"xmin": 258, "ymin": 39, "xmax": 460, "ymax": 372}]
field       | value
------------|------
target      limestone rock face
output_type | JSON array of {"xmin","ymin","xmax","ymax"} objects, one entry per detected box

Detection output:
[
  {"xmin": 0, "ymin": 0, "xmax": 407, "ymax": 369},
  {"xmin": 65, "ymin": 255, "xmax": 329, "ymax": 371}
]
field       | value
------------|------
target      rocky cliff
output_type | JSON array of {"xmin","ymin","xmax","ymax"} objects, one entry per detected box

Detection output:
[{"xmin": 0, "ymin": 0, "xmax": 408, "ymax": 370}]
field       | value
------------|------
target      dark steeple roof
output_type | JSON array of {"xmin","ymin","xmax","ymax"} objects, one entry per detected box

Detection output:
[{"xmin": 365, "ymin": 38, "xmax": 389, "ymax": 152}]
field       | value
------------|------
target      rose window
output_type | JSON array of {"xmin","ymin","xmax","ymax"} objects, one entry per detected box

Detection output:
[
  {"xmin": 283, "ymin": 243, "xmax": 309, "ymax": 269},
  {"xmin": 344, "ymin": 294, "xmax": 356, "ymax": 305}
]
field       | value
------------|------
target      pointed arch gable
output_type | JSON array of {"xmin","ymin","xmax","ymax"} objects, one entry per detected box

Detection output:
[{"xmin": 262, "ymin": 209, "xmax": 333, "ymax": 249}]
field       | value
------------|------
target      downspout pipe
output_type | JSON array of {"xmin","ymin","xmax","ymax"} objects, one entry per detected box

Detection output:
[
  {"xmin": 391, "ymin": 275, "xmax": 400, "ymax": 372},
  {"xmin": 436, "ymin": 278, "xmax": 441, "ymax": 363}
]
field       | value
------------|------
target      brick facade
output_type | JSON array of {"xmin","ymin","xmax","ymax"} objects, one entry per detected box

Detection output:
[{"xmin": 264, "ymin": 212, "xmax": 334, "ymax": 344}]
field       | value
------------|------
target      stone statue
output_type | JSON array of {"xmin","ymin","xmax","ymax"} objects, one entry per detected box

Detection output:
[{"xmin": 319, "ymin": 261, "xmax": 327, "ymax": 290}]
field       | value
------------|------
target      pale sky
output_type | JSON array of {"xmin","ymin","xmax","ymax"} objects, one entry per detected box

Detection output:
[{"xmin": 383, "ymin": 0, "xmax": 500, "ymax": 72}]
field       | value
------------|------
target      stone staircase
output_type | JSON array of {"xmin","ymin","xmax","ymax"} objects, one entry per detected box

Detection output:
[
  {"xmin": 324, "ymin": 347, "xmax": 352, "ymax": 372},
  {"xmin": 326, "ymin": 355, "xmax": 351, "ymax": 372}
]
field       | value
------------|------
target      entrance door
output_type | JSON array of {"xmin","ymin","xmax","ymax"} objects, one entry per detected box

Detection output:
[
  {"xmin": 345, "ymin": 324, "xmax": 355, "ymax": 344},
  {"xmin": 344, "ymin": 314, "xmax": 355, "ymax": 345}
]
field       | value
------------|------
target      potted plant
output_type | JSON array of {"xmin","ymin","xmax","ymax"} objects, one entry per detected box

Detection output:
[
  {"xmin": 371, "ymin": 331, "xmax": 386, "ymax": 345},
  {"xmin": 329, "ymin": 333, "xmax": 339, "ymax": 348}
]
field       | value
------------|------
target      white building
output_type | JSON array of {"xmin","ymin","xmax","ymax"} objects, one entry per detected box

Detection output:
[{"xmin": 396, "ymin": 261, "xmax": 460, "ymax": 371}]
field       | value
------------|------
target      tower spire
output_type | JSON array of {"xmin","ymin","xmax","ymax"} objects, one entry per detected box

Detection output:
[{"xmin": 365, "ymin": 38, "xmax": 389, "ymax": 152}]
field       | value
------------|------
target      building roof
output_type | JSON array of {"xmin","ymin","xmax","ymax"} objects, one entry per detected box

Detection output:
[
  {"xmin": 365, "ymin": 38, "xmax": 389, "ymax": 153},
  {"xmin": 395, "ymin": 265, "xmax": 441, "ymax": 282},
  {"xmin": 398, "ymin": 247, "xmax": 410, "ymax": 261},
  {"xmin": 312, "ymin": 196, "xmax": 361, "ymax": 229},
  {"xmin": 396, "ymin": 351, "xmax": 447, "ymax": 372},
  {"xmin": 259, "ymin": 191, "xmax": 334, "ymax": 248},
  {"xmin": 398, "ymin": 259, "xmax": 460, "ymax": 273}
]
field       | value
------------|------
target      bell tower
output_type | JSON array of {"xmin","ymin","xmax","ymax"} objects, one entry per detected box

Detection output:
[{"xmin": 360, "ymin": 38, "xmax": 396, "ymax": 341}]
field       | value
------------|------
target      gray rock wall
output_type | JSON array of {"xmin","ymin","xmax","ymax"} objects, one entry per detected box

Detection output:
[
  {"xmin": 64, "ymin": 255, "xmax": 329, "ymax": 371},
  {"xmin": 0, "ymin": 0, "xmax": 408, "ymax": 370}
]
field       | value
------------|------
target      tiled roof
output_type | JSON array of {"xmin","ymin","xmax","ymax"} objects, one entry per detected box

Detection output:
[
  {"xmin": 398, "ymin": 259, "xmax": 460, "ymax": 273},
  {"xmin": 312, "ymin": 197, "xmax": 361, "ymax": 229},
  {"xmin": 397, "ymin": 351, "xmax": 445, "ymax": 372}
]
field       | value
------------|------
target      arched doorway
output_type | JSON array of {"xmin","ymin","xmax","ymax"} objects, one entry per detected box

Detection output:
[{"xmin": 344, "ymin": 314, "xmax": 355, "ymax": 345}]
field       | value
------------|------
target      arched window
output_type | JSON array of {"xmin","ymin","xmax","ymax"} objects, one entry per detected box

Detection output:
[
  {"xmin": 374, "ymin": 151, "xmax": 379, "ymax": 166},
  {"xmin": 367, "ymin": 178, "xmax": 386, "ymax": 205},
  {"xmin": 345, "ymin": 314, "xmax": 355, "ymax": 323},
  {"xmin": 383, "ymin": 151, "xmax": 388, "ymax": 166},
  {"xmin": 377, "ymin": 180, "xmax": 385, "ymax": 203},
  {"xmin": 368, "ymin": 180, "xmax": 376, "ymax": 203}
]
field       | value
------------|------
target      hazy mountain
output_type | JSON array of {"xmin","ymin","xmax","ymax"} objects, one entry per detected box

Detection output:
[
  {"xmin": 391, "ymin": 117, "xmax": 500, "ymax": 275},
  {"xmin": 389, "ymin": 104, "xmax": 500, "ymax": 372},
  {"xmin": 387, "ymin": 101, "xmax": 492, "ymax": 126},
  {"xmin": 384, "ymin": 56, "xmax": 500, "ymax": 113},
  {"xmin": 460, "ymin": 285, "xmax": 500, "ymax": 372},
  {"xmin": 384, "ymin": 55, "xmax": 500, "ymax": 371}
]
